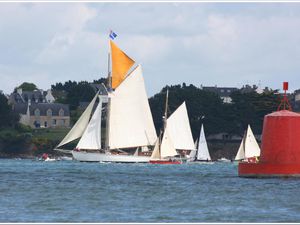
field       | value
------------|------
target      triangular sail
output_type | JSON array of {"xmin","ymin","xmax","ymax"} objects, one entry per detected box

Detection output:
[
  {"xmin": 108, "ymin": 65, "xmax": 157, "ymax": 149},
  {"xmin": 56, "ymin": 92, "xmax": 99, "ymax": 148},
  {"xmin": 110, "ymin": 40, "xmax": 135, "ymax": 89},
  {"xmin": 160, "ymin": 130, "xmax": 178, "ymax": 158},
  {"xmin": 166, "ymin": 102, "xmax": 195, "ymax": 150},
  {"xmin": 150, "ymin": 138, "xmax": 161, "ymax": 159},
  {"xmin": 76, "ymin": 97, "xmax": 103, "ymax": 150},
  {"xmin": 244, "ymin": 125, "xmax": 261, "ymax": 158},
  {"xmin": 188, "ymin": 139, "xmax": 198, "ymax": 161},
  {"xmin": 197, "ymin": 124, "xmax": 211, "ymax": 160},
  {"xmin": 235, "ymin": 138, "xmax": 245, "ymax": 160}
]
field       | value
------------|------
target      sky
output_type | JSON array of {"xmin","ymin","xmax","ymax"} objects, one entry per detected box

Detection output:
[{"xmin": 1, "ymin": 2, "xmax": 300, "ymax": 96}]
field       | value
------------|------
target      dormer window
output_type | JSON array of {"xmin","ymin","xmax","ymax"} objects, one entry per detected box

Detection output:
[
  {"xmin": 59, "ymin": 109, "xmax": 64, "ymax": 117},
  {"xmin": 34, "ymin": 109, "xmax": 40, "ymax": 117},
  {"xmin": 47, "ymin": 109, "xmax": 52, "ymax": 116}
]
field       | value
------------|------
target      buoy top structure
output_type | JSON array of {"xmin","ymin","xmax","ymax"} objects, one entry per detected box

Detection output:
[{"xmin": 239, "ymin": 82, "xmax": 300, "ymax": 178}]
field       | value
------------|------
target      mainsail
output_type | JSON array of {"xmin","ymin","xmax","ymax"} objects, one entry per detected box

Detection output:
[
  {"xmin": 166, "ymin": 102, "xmax": 195, "ymax": 150},
  {"xmin": 108, "ymin": 64, "xmax": 157, "ymax": 149},
  {"xmin": 244, "ymin": 125, "xmax": 261, "ymax": 158},
  {"xmin": 196, "ymin": 124, "xmax": 211, "ymax": 161},
  {"xmin": 76, "ymin": 97, "xmax": 103, "ymax": 150},
  {"xmin": 56, "ymin": 92, "xmax": 99, "ymax": 148},
  {"xmin": 110, "ymin": 40, "xmax": 135, "ymax": 89}
]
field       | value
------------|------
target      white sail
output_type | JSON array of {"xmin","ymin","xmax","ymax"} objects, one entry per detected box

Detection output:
[
  {"xmin": 196, "ymin": 124, "xmax": 211, "ymax": 160},
  {"xmin": 189, "ymin": 150, "xmax": 197, "ymax": 161},
  {"xmin": 160, "ymin": 130, "xmax": 178, "ymax": 158},
  {"xmin": 76, "ymin": 97, "xmax": 103, "ymax": 150},
  {"xmin": 150, "ymin": 138, "xmax": 161, "ymax": 159},
  {"xmin": 235, "ymin": 137, "xmax": 245, "ymax": 160},
  {"xmin": 188, "ymin": 139, "xmax": 198, "ymax": 161},
  {"xmin": 57, "ymin": 92, "xmax": 99, "ymax": 148},
  {"xmin": 166, "ymin": 102, "xmax": 195, "ymax": 150},
  {"xmin": 244, "ymin": 125, "xmax": 261, "ymax": 158},
  {"xmin": 108, "ymin": 65, "xmax": 157, "ymax": 149}
]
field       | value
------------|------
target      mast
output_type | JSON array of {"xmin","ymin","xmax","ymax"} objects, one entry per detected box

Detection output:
[
  {"xmin": 105, "ymin": 39, "xmax": 112, "ymax": 150},
  {"xmin": 161, "ymin": 89, "xmax": 169, "ymax": 159},
  {"xmin": 163, "ymin": 89, "xmax": 169, "ymax": 131}
]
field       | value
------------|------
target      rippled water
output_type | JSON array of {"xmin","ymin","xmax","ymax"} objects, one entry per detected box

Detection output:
[{"xmin": 0, "ymin": 159, "xmax": 300, "ymax": 222}]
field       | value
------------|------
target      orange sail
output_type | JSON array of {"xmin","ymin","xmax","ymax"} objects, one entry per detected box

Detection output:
[{"xmin": 110, "ymin": 40, "xmax": 135, "ymax": 89}]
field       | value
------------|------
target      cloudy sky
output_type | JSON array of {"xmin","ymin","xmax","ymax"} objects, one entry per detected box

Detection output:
[{"xmin": 1, "ymin": 2, "xmax": 300, "ymax": 96}]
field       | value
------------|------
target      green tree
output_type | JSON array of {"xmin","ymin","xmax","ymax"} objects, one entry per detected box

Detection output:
[
  {"xmin": 0, "ymin": 93, "xmax": 19, "ymax": 128},
  {"xmin": 15, "ymin": 82, "xmax": 37, "ymax": 92}
]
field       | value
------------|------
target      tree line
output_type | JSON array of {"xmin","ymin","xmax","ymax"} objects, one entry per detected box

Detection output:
[{"xmin": 1, "ymin": 80, "xmax": 281, "ymax": 139}]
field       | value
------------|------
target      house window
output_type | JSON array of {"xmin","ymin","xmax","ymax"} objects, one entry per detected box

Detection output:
[
  {"xmin": 59, "ymin": 109, "xmax": 64, "ymax": 117},
  {"xmin": 227, "ymin": 90, "xmax": 231, "ymax": 93},
  {"xmin": 47, "ymin": 109, "xmax": 52, "ymax": 116},
  {"xmin": 34, "ymin": 109, "xmax": 40, "ymax": 117},
  {"xmin": 34, "ymin": 120, "xmax": 40, "ymax": 128},
  {"xmin": 220, "ymin": 89, "xmax": 224, "ymax": 93},
  {"xmin": 52, "ymin": 119, "xmax": 56, "ymax": 126},
  {"xmin": 44, "ymin": 121, "xmax": 48, "ymax": 127}
]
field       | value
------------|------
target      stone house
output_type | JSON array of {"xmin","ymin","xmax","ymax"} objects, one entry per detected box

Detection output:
[
  {"xmin": 9, "ymin": 88, "xmax": 70, "ymax": 128},
  {"xmin": 13, "ymin": 102, "xmax": 70, "ymax": 128}
]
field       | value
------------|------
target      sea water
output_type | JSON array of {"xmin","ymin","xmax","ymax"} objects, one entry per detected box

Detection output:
[{"xmin": 0, "ymin": 159, "xmax": 300, "ymax": 222}]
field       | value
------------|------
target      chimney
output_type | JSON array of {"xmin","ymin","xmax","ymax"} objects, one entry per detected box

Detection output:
[{"xmin": 17, "ymin": 88, "xmax": 22, "ymax": 95}]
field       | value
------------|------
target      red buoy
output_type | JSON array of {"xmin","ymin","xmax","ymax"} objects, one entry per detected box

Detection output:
[{"xmin": 239, "ymin": 82, "xmax": 300, "ymax": 177}]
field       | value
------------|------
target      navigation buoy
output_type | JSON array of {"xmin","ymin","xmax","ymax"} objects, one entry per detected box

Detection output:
[{"xmin": 238, "ymin": 82, "xmax": 300, "ymax": 177}]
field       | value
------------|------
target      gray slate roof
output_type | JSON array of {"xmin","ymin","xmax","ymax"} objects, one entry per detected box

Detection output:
[
  {"xmin": 13, "ymin": 103, "xmax": 70, "ymax": 116},
  {"xmin": 9, "ymin": 90, "xmax": 48, "ymax": 104}
]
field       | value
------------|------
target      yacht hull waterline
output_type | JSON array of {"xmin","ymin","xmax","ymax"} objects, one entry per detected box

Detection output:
[{"xmin": 72, "ymin": 151, "xmax": 150, "ymax": 163}]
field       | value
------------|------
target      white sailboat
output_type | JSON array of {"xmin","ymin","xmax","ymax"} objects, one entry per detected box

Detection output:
[
  {"xmin": 235, "ymin": 124, "xmax": 261, "ymax": 162},
  {"xmin": 149, "ymin": 90, "xmax": 182, "ymax": 164},
  {"xmin": 188, "ymin": 124, "xmax": 212, "ymax": 163},
  {"xmin": 55, "ymin": 38, "xmax": 157, "ymax": 163}
]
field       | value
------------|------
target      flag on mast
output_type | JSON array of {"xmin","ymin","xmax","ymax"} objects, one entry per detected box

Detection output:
[{"xmin": 109, "ymin": 30, "xmax": 117, "ymax": 40}]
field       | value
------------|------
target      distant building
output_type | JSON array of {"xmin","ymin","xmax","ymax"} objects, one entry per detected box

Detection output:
[
  {"xmin": 9, "ymin": 88, "xmax": 70, "ymax": 128},
  {"xmin": 201, "ymin": 85, "xmax": 238, "ymax": 103},
  {"xmin": 13, "ymin": 102, "xmax": 70, "ymax": 128}
]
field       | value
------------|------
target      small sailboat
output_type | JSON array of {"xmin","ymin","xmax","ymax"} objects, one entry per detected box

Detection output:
[
  {"xmin": 149, "ymin": 90, "xmax": 182, "ymax": 164},
  {"xmin": 55, "ymin": 35, "xmax": 157, "ymax": 163},
  {"xmin": 235, "ymin": 124, "xmax": 261, "ymax": 162},
  {"xmin": 188, "ymin": 124, "xmax": 212, "ymax": 163}
]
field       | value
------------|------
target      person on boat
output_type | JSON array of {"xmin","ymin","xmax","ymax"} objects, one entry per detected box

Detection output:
[{"xmin": 42, "ymin": 153, "xmax": 48, "ymax": 160}]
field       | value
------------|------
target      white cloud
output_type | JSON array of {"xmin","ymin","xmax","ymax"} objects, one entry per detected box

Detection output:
[{"xmin": 1, "ymin": 3, "xmax": 300, "ymax": 95}]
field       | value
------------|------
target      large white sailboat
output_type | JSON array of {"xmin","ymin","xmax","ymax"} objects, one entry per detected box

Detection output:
[
  {"xmin": 235, "ymin": 124, "xmax": 261, "ymax": 162},
  {"xmin": 55, "ymin": 38, "xmax": 157, "ymax": 163},
  {"xmin": 188, "ymin": 124, "xmax": 212, "ymax": 162}
]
